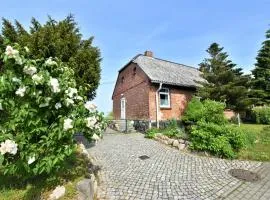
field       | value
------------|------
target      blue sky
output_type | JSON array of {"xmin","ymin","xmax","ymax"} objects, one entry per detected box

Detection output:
[{"xmin": 1, "ymin": 0, "xmax": 270, "ymax": 114}]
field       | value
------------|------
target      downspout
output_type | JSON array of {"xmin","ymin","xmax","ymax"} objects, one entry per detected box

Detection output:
[{"xmin": 156, "ymin": 83, "xmax": 162, "ymax": 129}]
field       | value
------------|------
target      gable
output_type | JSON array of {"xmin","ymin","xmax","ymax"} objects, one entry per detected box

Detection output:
[{"xmin": 112, "ymin": 62, "xmax": 150, "ymax": 99}]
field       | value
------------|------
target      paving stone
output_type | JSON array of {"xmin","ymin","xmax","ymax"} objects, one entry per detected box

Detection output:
[{"xmin": 88, "ymin": 131, "xmax": 269, "ymax": 200}]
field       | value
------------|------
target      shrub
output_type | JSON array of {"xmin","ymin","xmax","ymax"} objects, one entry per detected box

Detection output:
[
  {"xmin": 145, "ymin": 119, "xmax": 186, "ymax": 139},
  {"xmin": 162, "ymin": 128, "xmax": 183, "ymax": 138},
  {"xmin": 252, "ymin": 106, "xmax": 270, "ymax": 124},
  {"xmin": 166, "ymin": 119, "xmax": 178, "ymax": 129},
  {"xmin": 160, "ymin": 119, "xmax": 182, "ymax": 138},
  {"xmin": 145, "ymin": 128, "xmax": 159, "ymax": 139},
  {"xmin": 183, "ymin": 98, "xmax": 227, "ymax": 125},
  {"xmin": 0, "ymin": 44, "xmax": 105, "ymax": 177},
  {"xmin": 182, "ymin": 98, "xmax": 203, "ymax": 123},
  {"xmin": 190, "ymin": 121, "xmax": 246, "ymax": 158}
]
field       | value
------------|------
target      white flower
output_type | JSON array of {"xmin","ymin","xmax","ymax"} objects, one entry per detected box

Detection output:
[
  {"xmin": 23, "ymin": 65, "xmax": 37, "ymax": 75},
  {"xmin": 39, "ymin": 103, "xmax": 49, "ymax": 108},
  {"xmin": 55, "ymin": 102, "xmax": 62, "ymax": 109},
  {"xmin": 49, "ymin": 78, "xmax": 60, "ymax": 93},
  {"xmin": 15, "ymin": 86, "xmax": 26, "ymax": 97},
  {"xmin": 28, "ymin": 156, "xmax": 35, "ymax": 165},
  {"xmin": 84, "ymin": 101, "xmax": 97, "ymax": 112},
  {"xmin": 5, "ymin": 45, "xmax": 19, "ymax": 58},
  {"xmin": 15, "ymin": 57, "xmax": 23, "ymax": 65},
  {"xmin": 49, "ymin": 185, "xmax": 66, "ymax": 200},
  {"xmin": 24, "ymin": 46, "xmax": 30, "ymax": 53},
  {"xmin": 65, "ymin": 87, "xmax": 77, "ymax": 98},
  {"xmin": 63, "ymin": 118, "xmax": 73, "ymax": 131},
  {"xmin": 45, "ymin": 57, "xmax": 57, "ymax": 66},
  {"xmin": 85, "ymin": 116, "xmax": 97, "ymax": 128},
  {"xmin": 92, "ymin": 133, "xmax": 100, "ymax": 141},
  {"xmin": 75, "ymin": 96, "xmax": 83, "ymax": 101},
  {"xmin": 0, "ymin": 139, "xmax": 18, "ymax": 155},
  {"xmin": 32, "ymin": 74, "xmax": 43, "ymax": 84},
  {"xmin": 12, "ymin": 77, "xmax": 21, "ymax": 83},
  {"xmin": 66, "ymin": 98, "xmax": 74, "ymax": 106}
]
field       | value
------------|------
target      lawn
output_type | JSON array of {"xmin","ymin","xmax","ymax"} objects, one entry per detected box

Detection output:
[
  {"xmin": 0, "ymin": 151, "xmax": 90, "ymax": 200},
  {"xmin": 238, "ymin": 123, "xmax": 270, "ymax": 161}
]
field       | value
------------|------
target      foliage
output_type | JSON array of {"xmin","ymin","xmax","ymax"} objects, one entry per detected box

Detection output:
[
  {"xmin": 251, "ymin": 29, "xmax": 270, "ymax": 105},
  {"xmin": 145, "ymin": 128, "xmax": 159, "ymax": 139},
  {"xmin": 0, "ymin": 15, "xmax": 101, "ymax": 98},
  {"xmin": 162, "ymin": 119, "xmax": 185, "ymax": 138},
  {"xmin": 162, "ymin": 128, "xmax": 184, "ymax": 139},
  {"xmin": 252, "ymin": 106, "xmax": 270, "ymax": 124},
  {"xmin": 0, "ymin": 150, "xmax": 90, "ymax": 200},
  {"xmin": 190, "ymin": 121, "xmax": 247, "ymax": 158},
  {"xmin": 145, "ymin": 119, "xmax": 185, "ymax": 139},
  {"xmin": 166, "ymin": 118, "xmax": 178, "ymax": 129},
  {"xmin": 183, "ymin": 98, "xmax": 227, "ymax": 125},
  {"xmin": 198, "ymin": 43, "xmax": 251, "ymax": 111},
  {"xmin": 229, "ymin": 115, "xmax": 240, "ymax": 124},
  {"xmin": 238, "ymin": 124, "xmax": 270, "ymax": 161},
  {"xmin": 183, "ymin": 98, "xmax": 249, "ymax": 158},
  {"xmin": 182, "ymin": 97, "xmax": 203, "ymax": 123},
  {"xmin": 0, "ymin": 44, "xmax": 105, "ymax": 177}
]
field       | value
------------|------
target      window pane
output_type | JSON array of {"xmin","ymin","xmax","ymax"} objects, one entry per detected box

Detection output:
[
  {"xmin": 160, "ymin": 88, "xmax": 169, "ymax": 93},
  {"xmin": 160, "ymin": 94, "xmax": 169, "ymax": 106}
]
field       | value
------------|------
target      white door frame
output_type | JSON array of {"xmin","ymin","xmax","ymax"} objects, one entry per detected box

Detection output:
[{"xmin": 120, "ymin": 97, "xmax": 126, "ymax": 119}]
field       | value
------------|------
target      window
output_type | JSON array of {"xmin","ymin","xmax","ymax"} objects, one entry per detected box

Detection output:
[
  {"xmin": 159, "ymin": 88, "xmax": 170, "ymax": 108},
  {"xmin": 133, "ymin": 67, "xmax": 137, "ymax": 76},
  {"xmin": 121, "ymin": 76, "xmax": 124, "ymax": 83}
]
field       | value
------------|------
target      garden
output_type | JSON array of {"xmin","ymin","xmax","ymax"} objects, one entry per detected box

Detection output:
[
  {"xmin": 146, "ymin": 33, "xmax": 270, "ymax": 162},
  {"xmin": 0, "ymin": 15, "xmax": 105, "ymax": 200},
  {"xmin": 145, "ymin": 98, "xmax": 270, "ymax": 161}
]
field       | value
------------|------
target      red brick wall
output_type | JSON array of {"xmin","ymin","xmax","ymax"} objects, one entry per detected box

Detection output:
[
  {"xmin": 149, "ymin": 85, "xmax": 194, "ymax": 121},
  {"xmin": 112, "ymin": 63, "xmax": 150, "ymax": 120},
  {"xmin": 113, "ymin": 63, "xmax": 195, "ymax": 121},
  {"xmin": 224, "ymin": 109, "xmax": 236, "ymax": 119}
]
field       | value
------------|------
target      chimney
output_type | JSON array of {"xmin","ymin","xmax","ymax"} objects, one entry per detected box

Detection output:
[{"xmin": 144, "ymin": 50, "xmax": 153, "ymax": 57}]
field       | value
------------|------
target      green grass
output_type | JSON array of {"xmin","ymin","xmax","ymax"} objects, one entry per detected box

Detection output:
[
  {"xmin": 238, "ymin": 123, "xmax": 270, "ymax": 161},
  {"xmin": 0, "ymin": 151, "xmax": 90, "ymax": 200}
]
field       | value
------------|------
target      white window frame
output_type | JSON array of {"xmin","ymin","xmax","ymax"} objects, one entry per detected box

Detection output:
[{"xmin": 159, "ymin": 88, "xmax": 170, "ymax": 108}]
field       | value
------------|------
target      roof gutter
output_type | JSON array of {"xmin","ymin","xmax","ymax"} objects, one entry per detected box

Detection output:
[{"xmin": 156, "ymin": 82, "xmax": 162, "ymax": 129}]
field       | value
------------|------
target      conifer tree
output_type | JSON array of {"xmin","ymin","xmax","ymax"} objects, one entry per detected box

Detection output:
[
  {"xmin": 251, "ymin": 29, "xmax": 270, "ymax": 105},
  {"xmin": 0, "ymin": 15, "xmax": 101, "ymax": 99},
  {"xmin": 198, "ymin": 43, "xmax": 251, "ymax": 111}
]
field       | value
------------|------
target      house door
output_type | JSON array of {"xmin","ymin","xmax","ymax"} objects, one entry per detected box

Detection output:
[{"xmin": 120, "ymin": 98, "xmax": 126, "ymax": 119}]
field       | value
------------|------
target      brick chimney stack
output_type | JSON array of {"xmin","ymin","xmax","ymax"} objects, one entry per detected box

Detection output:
[{"xmin": 144, "ymin": 50, "xmax": 153, "ymax": 57}]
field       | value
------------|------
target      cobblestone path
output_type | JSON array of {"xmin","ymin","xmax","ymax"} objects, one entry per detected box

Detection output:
[{"xmin": 88, "ymin": 131, "xmax": 270, "ymax": 200}]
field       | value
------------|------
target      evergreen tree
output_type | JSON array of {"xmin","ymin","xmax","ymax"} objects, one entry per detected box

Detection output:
[
  {"xmin": 251, "ymin": 29, "xmax": 270, "ymax": 105},
  {"xmin": 198, "ymin": 43, "xmax": 251, "ymax": 111},
  {"xmin": 1, "ymin": 18, "xmax": 18, "ymax": 43},
  {"xmin": 0, "ymin": 15, "xmax": 101, "ymax": 99}
]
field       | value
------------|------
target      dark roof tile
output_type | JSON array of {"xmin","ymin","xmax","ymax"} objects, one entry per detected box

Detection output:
[{"xmin": 133, "ymin": 55, "xmax": 204, "ymax": 88}]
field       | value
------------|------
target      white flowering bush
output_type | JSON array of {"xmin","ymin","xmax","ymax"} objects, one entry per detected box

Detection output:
[{"xmin": 0, "ymin": 44, "xmax": 105, "ymax": 177}]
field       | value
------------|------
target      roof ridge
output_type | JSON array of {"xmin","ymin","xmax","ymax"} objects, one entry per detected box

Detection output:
[
  {"xmin": 118, "ymin": 54, "xmax": 142, "ymax": 72},
  {"xmin": 140, "ymin": 54, "xmax": 199, "ymax": 70}
]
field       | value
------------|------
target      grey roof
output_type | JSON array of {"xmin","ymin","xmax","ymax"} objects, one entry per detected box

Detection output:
[{"xmin": 130, "ymin": 54, "xmax": 204, "ymax": 88}]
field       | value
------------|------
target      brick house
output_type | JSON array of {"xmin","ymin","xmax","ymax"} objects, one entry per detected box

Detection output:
[{"xmin": 112, "ymin": 51, "xmax": 204, "ymax": 125}]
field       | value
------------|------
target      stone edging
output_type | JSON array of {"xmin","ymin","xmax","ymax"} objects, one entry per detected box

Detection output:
[
  {"xmin": 76, "ymin": 144, "xmax": 101, "ymax": 200},
  {"xmin": 154, "ymin": 133, "xmax": 190, "ymax": 151}
]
